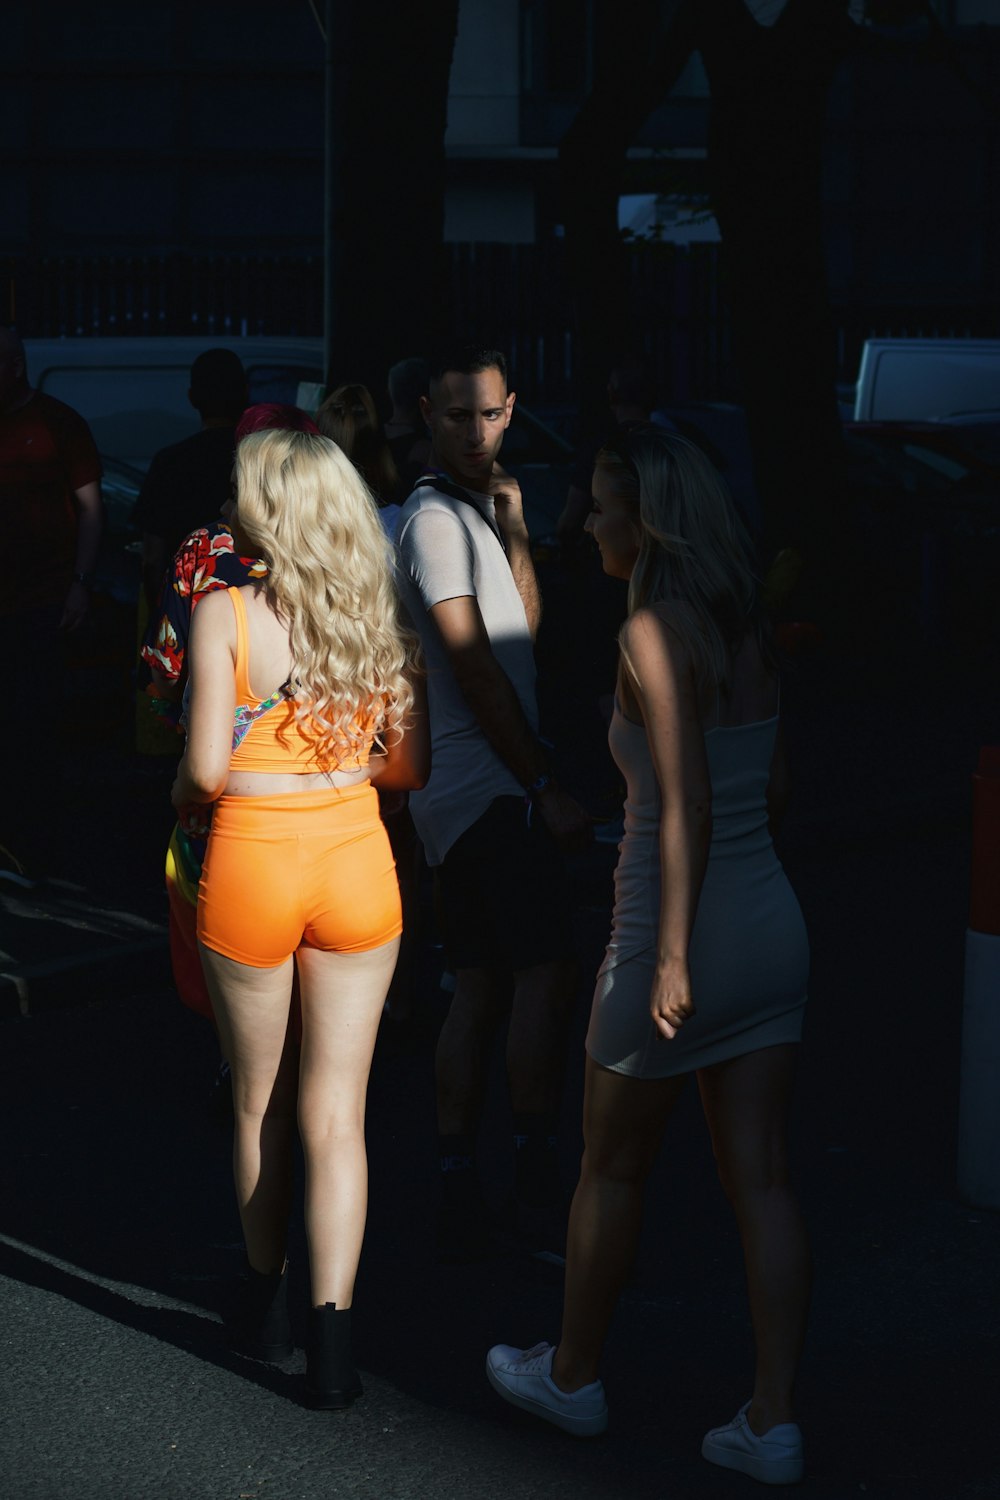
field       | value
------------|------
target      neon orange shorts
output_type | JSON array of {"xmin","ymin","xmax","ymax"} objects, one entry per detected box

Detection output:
[{"xmin": 197, "ymin": 782, "xmax": 402, "ymax": 968}]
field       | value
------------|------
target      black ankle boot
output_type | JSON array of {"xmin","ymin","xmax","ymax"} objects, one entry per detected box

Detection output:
[
  {"xmin": 227, "ymin": 1261, "xmax": 293, "ymax": 1362},
  {"xmin": 305, "ymin": 1302, "xmax": 363, "ymax": 1409}
]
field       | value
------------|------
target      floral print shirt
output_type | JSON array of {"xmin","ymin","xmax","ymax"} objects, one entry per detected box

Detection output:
[{"xmin": 140, "ymin": 521, "xmax": 266, "ymax": 727}]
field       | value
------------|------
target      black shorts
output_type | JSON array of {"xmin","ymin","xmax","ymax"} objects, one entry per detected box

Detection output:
[{"xmin": 435, "ymin": 796, "xmax": 574, "ymax": 972}]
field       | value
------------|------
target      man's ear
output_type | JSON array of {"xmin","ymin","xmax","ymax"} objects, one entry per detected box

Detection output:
[
  {"xmin": 419, "ymin": 393, "xmax": 433, "ymax": 424},
  {"xmin": 504, "ymin": 390, "xmax": 516, "ymax": 427}
]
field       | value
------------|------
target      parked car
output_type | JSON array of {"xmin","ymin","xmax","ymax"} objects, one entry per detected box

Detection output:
[
  {"xmin": 842, "ymin": 415, "xmax": 1000, "ymax": 646},
  {"xmin": 853, "ymin": 337, "xmax": 1000, "ymax": 423},
  {"xmin": 843, "ymin": 418, "xmax": 1000, "ymax": 532}
]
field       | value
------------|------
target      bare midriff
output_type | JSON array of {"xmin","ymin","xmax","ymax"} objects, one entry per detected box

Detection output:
[{"xmin": 223, "ymin": 766, "xmax": 373, "ymax": 797}]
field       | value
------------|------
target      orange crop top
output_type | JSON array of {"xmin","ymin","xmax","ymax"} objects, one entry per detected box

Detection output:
[{"xmin": 227, "ymin": 588, "xmax": 372, "ymax": 774}]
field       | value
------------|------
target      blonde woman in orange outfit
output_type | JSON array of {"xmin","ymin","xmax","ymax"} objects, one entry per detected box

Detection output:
[{"xmin": 172, "ymin": 429, "xmax": 428, "ymax": 1408}]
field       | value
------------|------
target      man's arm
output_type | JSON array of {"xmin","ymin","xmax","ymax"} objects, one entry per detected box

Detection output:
[
  {"xmin": 489, "ymin": 469, "xmax": 541, "ymax": 639},
  {"xmin": 431, "ymin": 594, "xmax": 544, "ymax": 785},
  {"xmin": 430, "ymin": 594, "xmax": 590, "ymax": 851},
  {"xmin": 61, "ymin": 480, "xmax": 103, "ymax": 631}
]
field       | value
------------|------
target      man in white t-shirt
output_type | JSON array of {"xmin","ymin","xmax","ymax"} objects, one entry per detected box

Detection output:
[{"xmin": 395, "ymin": 345, "xmax": 591, "ymax": 1260}]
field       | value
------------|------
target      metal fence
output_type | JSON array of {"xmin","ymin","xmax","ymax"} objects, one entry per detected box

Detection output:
[
  {"xmin": 6, "ymin": 254, "xmax": 325, "ymax": 346},
  {"xmin": 7, "ymin": 247, "xmax": 998, "ymax": 409},
  {"xmin": 3, "ymin": 243, "xmax": 738, "ymax": 405}
]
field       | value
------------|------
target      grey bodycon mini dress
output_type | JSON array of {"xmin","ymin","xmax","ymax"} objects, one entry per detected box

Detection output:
[{"xmin": 585, "ymin": 702, "xmax": 809, "ymax": 1079}]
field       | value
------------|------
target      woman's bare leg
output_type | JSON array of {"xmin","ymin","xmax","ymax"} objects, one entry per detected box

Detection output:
[
  {"xmin": 552, "ymin": 1056, "xmax": 687, "ymax": 1391},
  {"xmin": 295, "ymin": 938, "xmax": 399, "ymax": 1308},
  {"xmin": 697, "ymin": 1044, "xmax": 811, "ymax": 1434},
  {"xmin": 198, "ymin": 947, "xmax": 298, "ymax": 1273}
]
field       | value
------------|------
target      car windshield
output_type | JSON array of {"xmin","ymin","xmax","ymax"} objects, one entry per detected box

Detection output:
[{"xmin": 246, "ymin": 363, "xmax": 322, "ymax": 406}]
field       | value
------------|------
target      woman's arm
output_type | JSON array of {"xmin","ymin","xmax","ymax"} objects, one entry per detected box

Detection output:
[
  {"xmin": 622, "ymin": 608, "xmax": 713, "ymax": 1042},
  {"xmin": 367, "ymin": 668, "xmax": 431, "ymax": 792},
  {"xmin": 171, "ymin": 591, "xmax": 237, "ymax": 811}
]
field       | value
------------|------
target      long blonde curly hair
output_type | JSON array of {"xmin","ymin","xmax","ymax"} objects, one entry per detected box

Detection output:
[{"xmin": 234, "ymin": 428, "xmax": 419, "ymax": 765}]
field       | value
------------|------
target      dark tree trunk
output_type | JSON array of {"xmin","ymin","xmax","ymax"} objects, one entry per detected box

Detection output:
[
  {"xmin": 560, "ymin": 0, "xmax": 855, "ymax": 615},
  {"xmin": 325, "ymin": 1, "xmax": 459, "ymax": 402},
  {"xmin": 558, "ymin": 0, "xmax": 699, "ymax": 437},
  {"xmin": 699, "ymin": 0, "xmax": 854, "ymax": 591}
]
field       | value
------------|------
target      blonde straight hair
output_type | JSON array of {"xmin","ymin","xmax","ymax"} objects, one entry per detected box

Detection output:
[
  {"xmin": 235, "ymin": 429, "xmax": 418, "ymax": 763},
  {"xmin": 316, "ymin": 382, "xmax": 402, "ymax": 505},
  {"xmin": 595, "ymin": 428, "xmax": 765, "ymax": 692}
]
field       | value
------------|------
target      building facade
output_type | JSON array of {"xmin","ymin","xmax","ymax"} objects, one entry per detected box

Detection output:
[{"xmin": 4, "ymin": 1, "xmax": 997, "ymax": 393}]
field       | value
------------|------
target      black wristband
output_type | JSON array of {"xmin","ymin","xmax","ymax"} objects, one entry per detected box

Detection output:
[
  {"xmin": 524, "ymin": 772, "xmax": 552, "ymax": 801},
  {"xmin": 73, "ymin": 571, "xmax": 93, "ymax": 588}
]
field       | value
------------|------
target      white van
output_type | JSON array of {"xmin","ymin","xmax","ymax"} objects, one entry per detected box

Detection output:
[
  {"xmin": 853, "ymin": 338, "xmax": 1000, "ymax": 423},
  {"xmin": 22, "ymin": 336, "xmax": 325, "ymax": 471}
]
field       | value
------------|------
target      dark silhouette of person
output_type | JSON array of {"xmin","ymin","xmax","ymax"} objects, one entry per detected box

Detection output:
[
  {"xmin": 384, "ymin": 356, "xmax": 431, "ymax": 498},
  {"xmin": 132, "ymin": 348, "xmax": 248, "ymax": 611},
  {"xmin": 0, "ymin": 326, "xmax": 103, "ymax": 869}
]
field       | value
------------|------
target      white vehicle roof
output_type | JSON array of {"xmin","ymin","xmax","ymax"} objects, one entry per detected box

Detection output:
[
  {"xmin": 854, "ymin": 338, "xmax": 1000, "ymax": 423},
  {"xmin": 23, "ymin": 336, "xmax": 324, "ymax": 470}
]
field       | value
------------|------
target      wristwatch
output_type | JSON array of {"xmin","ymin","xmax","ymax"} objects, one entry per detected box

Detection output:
[
  {"xmin": 73, "ymin": 570, "xmax": 94, "ymax": 588},
  {"xmin": 524, "ymin": 772, "xmax": 552, "ymax": 801}
]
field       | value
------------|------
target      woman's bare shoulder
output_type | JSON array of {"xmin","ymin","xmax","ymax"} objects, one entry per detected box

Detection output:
[
  {"xmin": 621, "ymin": 608, "xmax": 698, "ymax": 711},
  {"xmin": 190, "ymin": 587, "xmax": 237, "ymax": 645},
  {"xmin": 193, "ymin": 586, "xmax": 235, "ymax": 616},
  {"xmin": 622, "ymin": 604, "xmax": 695, "ymax": 663}
]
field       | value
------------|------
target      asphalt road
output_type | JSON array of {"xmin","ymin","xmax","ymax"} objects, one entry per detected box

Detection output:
[{"xmin": 1, "ymin": 585, "xmax": 998, "ymax": 1500}]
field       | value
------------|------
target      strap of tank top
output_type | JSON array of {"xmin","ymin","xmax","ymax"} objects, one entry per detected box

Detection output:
[
  {"xmin": 227, "ymin": 586, "xmax": 297, "ymax": 754},
  {"xmin": 232, "ymin": 683, "xmax": 292, "ymax": 752},
  {"xmin": 227, "ymin": 587, "xmax": 254, "ymax": 703}
]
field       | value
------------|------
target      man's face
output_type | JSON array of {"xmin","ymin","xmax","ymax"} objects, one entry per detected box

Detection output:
[{"xmin": 421, "ymin": 367, "xmax": 515, "ymax": 488}]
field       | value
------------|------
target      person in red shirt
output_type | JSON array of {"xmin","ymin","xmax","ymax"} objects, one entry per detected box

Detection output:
[
  {"xmin": 0, "ymin": 326, "xmax": 103, "ymax": 867},
  {"xmin": 0, "ymin": 327, "xmax": 103, "ymax": 631}
]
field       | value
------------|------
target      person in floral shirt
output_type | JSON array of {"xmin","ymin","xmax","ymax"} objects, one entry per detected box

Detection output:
[
  {"xmin": 141, "ymin": 517, "xmax": 267, "ymax": 718},
  {"xmin": 140, "ymin": 404, "xmax": 319, "ymax": 721}
]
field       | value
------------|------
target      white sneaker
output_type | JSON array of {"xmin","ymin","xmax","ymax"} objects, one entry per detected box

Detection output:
[
  {"xmin": 486, "ymin": 1342, "xmax": 608, "ymax": 1437},
  {"xmin": 702, "ymin": 1401, "xmax": 804, "ymax": 1485}
]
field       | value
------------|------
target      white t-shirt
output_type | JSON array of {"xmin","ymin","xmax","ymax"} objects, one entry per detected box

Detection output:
[{"xmin": 395, "ymin": 475, "xmax": 538, "ymax": 866}]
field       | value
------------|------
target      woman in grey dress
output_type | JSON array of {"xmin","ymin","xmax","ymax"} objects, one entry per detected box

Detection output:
[{"xmin": 487, "ymin": 430, "xmax": 811, "ymax": 1485}]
